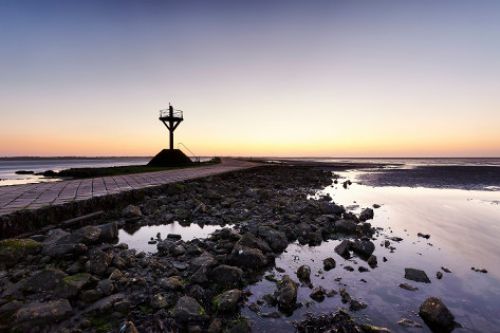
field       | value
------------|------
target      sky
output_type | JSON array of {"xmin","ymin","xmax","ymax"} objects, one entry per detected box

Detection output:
[{"xmin": 1, "ymin": 0, "xmax": 499, "ymax": 157}]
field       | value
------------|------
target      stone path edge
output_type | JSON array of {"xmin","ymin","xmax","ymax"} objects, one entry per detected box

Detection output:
[{"xmin": 0, "ymin": 163, "xmax": 263, "ymax": 239}]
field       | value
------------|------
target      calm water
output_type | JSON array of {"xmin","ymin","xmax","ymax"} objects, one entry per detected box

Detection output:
[
  {"xmin": 0, "ymin": 157, "xmax": 149, "ymax": 186},
  {"xmin": 242, "ymin": 169, "xmax": 500, "ymax": 332},
  {"xmin": 118, "ymin": 221, "xmax": 233, "ymax": 253}
]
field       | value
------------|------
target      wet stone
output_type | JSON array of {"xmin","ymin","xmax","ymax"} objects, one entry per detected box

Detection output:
[
  {"xmin": 405, "ymin": 268, "xmax": 431, "ymax": 283},
  {"xmin": 419, "ymin": 297, "xmax": 456, "ymax": 332}
]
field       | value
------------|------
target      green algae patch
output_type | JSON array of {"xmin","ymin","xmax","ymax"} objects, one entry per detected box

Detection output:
[{"xmin": 0, "ymin": 239, "xmax": 42, "ymax": 268}]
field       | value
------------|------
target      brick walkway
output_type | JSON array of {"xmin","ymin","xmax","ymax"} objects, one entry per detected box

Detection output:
[{"xmin": 0, "ymin": 159, "xmax": 259, "ymax": 216}]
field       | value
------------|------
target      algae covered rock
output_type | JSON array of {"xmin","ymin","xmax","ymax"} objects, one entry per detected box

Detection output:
[{"xmin": 0, "ymin": 238, "xmax": 41, "ymax": 268}]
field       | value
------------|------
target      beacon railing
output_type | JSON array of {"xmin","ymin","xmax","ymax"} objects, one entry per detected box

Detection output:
[{"xmin": 159, "ymin": 109, "xmax": 183, "ymax": 119}]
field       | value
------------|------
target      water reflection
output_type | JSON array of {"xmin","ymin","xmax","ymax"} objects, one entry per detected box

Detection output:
[
  {"xmin": 118, "ymin": 221, "xmax": 232, "ymax": 253},
  {"xmin": 243, "ymin": 170, "xmax": 500, "ymax": 333}
]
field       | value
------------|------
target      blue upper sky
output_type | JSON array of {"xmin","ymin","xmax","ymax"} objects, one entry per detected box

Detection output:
[{"xmin": 1, "ymin": 0, "xmax": 499, "ymax": 156}]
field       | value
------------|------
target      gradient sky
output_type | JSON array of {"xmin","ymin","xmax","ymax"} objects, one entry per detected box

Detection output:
[{"xmin": 1, "ymin": 0, "xmax": 499, "ymax": 157}]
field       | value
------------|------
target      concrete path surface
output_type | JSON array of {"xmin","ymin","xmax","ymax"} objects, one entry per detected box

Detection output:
[{"xmin": 0, "ymin": 159, "xmax": 259, "ymax": 217}]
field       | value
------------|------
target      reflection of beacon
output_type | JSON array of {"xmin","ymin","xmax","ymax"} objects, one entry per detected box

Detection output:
[{"xmin": 159, "ymin": 104, "xmax": 184, "ymax": 150}]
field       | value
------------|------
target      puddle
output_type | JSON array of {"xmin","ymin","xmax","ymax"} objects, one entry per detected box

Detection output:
[
  {"xmin": 117, "ymin": 221, "xmax": 233, "ymax": 253},
  {"xmin": 243, "ymin": 170, "xmax": 500, "ymax": 333}
]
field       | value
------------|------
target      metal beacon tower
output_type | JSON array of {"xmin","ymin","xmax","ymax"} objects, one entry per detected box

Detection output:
[{"xmin": 147, "ymin": 104, "xmax": 192, "ymax": 167}]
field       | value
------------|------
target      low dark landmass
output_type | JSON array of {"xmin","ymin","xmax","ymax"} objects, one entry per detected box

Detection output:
[
  {"xmin": 45, "ymin": 157, "xmax": 221, "ymax": 179},
  {"xmin": 357, "ymin": 165, "xmax": 500, "ymax": 190}
]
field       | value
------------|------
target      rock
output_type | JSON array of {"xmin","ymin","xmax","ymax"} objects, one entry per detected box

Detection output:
[
  {"xmin": 122, "ymin": 204, "xmax": 142, "ymax": 217},
  {"xmin": 208, "ymin": 318, "xmax": 223, "ymax": 333},
  {"xmin": 63, "ymin": 273, "xmax": 92, "ymax": 296},
  {"xmin": 360, "ymin": 324, "xmax": 391, "ymax": 333},
  {"xmin": 335, "ymin": 220, "xmax": 357, "ymax": 234},
  {"xmin": 323, "ymin": 257, "xmax": 336, "ymax": 271},
  {"xmin": 436, "ymin": 271, "xmax": 443, "ymax": 279},
  {"xmin": 97, "ymin": 279, "xmax": 114, "ymax": 296},
  {"xmin": 171, "ymin": 244, "xmax": 186, "ymax": 256},
  {"xmin": 236, "ymin": 233, "xmax": 272, "ymax": 253},
  {"xmin": 209, "ymin": 265, "xmax": 243, "ymax": 289},
  {"xmin": 257, "ymin": 226, "xmax": 288, "ymax": 252},
  {"xmin": 344, "ymin": 266, "xmax": 354, "ymax": 272},
  {"xmin": 172, "ymin": 296, "xmax": 206, "ymax": 324},
  {"xmin": 98, "ymin": 222, "xmax": 118, "ymax": 241},
  {"xmin": 159, "ymin": 276, "xmax": 184, "ymax": 291},
  {"xmin": 297, "ymin": 265, "xmax": 311, "ymax": 281},
  {"xmin": 0, "ymin": 239, "xmax": 42, "ymax": 268},
  {"xmin": 230, "ymin": 245, "xmax": 268, "ymax": 269},
  {"xmin": 151, "ymin": 293, "xmax": 168, "ymax": 309},
  {"xmin": 417, "ymin": 232, "xmax": 430, "ymax": 239},
  {"xmin": 109, "ymin": 269, "xmax": 124, "ymax": 280},
  {"xmin": 87, "ymin": 249, "xmax": 112, "ymax": 276},
  {"xmin": 367, "ymin": 255, "xmax": 378, "ymax": 268},
  {"xmin": 167, "ymin": 233, "xmax": 182, "ymax": 240},
  {"xmin": 83, "ymin": 293, "xmax": 126, "ymax": 313},
  {"xmin": 441, "ymin": 267, "xmax": 452, "ymax": 273},
  {"xmin": 14, "ymin": 299, "xmax": 72, "ymax": 325},
  {"xmin": 339, "ymin": 288, "xmax": 351, "ymax": 303},
  {"xmin": 277, "ymin": 275, "xmax": 298, "ymax": 312},
  {"xmin": 398, "ymin": 318, "xmax": 422, "ymax": 328},
  {"xmin": 399, "ymin": 283, "xmax": 418, "ymax": 291},
  {"xmin": 122, "ymin": 321, "xmax": 139, "ymax": 333},
  {"xmin": 405, "ymin": 268, "xmax": 431, "ymax": 283},
  {"xmin": 42, "ymin": 242, "xmax": 87, "ymax": 258},
  {"xmin": 358, "ymin": 266, "xmax": 369, "ymax": 272},
  {"xmin": 310, "ymin": 286, "xmax": 326, "ymax": 302},
  {"xmin": 349, "ymin": 299, "xmax": 367, "ymax": 311},
  {"xmin": 359, "ymin": 208, "xmax": 374, "ymax": 221},
  {"xmin": 225, "ymin": 317, "xmax": 251, "ymax": 333},
  {"xmin": 23, "ymin": 268, "xmax": 67, "ymax": 294},
  {"xmin": 351, "ymin": 239, "xmax": 375, "ymax": 258},
  {"xmin": 212, "ymin": 289, "xmax": 242, "ymax": 312},
  {"xmin": 373, "ymin": 204, "xmax": 381, "ymax": 209},
  {"xmin": 419, "ymin": 297, "xmax": 456, "ymax": 332},
  {"xmin": 68, "ymin": 226, "xmax": 101, "ymax": 244},
  {"xmin": 334, "ymin": 240, "xmax": 352, "ymax": 258},
  {"xmin": 319, "ymin": 202, "xmax": 345, "ymax": 215}
]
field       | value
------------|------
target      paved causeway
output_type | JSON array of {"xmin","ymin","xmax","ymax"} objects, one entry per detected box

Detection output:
[{"xmin": 0, "ymin": 159, "xmax": 259, "ymax": 216}]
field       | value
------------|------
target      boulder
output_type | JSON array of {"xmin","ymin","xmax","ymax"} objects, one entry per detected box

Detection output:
[
  {"xmin": 42, "ymin": 242, "xmax": 87, "ymax": 258},
  {"xmin": 319, "ymin": 202, "xmax": 345, "ymax": 215},
  {"xmin": 230, "ymin": 245, "xmax": 268, "ymax": 269},
  {"xmin": 310, "ymin": 286, "xmax": 326, "ymax": 302},
  {"xmin": 14, "ymin": 299, "xmax": 72, "ymax": 326},
  {"xmin": 209, "ymin": 265, "xmax": 243, "ymax": 289},
  {"xmin": 297, "ymin": 265, "xmax": 311, "ymax": 281},
  {"xmin": 277, "ymin": 275, "xmax": 298, "ymax": 312},
  {"xmin": 0, "ymin": 239, "xmax": 42, "ymax": 268},
  {"xmin": 419, "ymin": 297, "xmax": 456, "ymax": 332},
  {"xmin": 87, "ymin": 249, "xmax": 113, "ymax": 276},
  {"xmin": 67, "ymin": 226, "xmax": 101, "ymax": 244},
  {"xmin": 405, "ymin": 268, "xmax": 431, "ymax": 283},
  {"xmin": 334, "ymin": 240, "xmax": 352, "ymax": 258},
  {"xmin": 151, "ymin": 293, "xmax": 168, "ymax": 309},
  {"xmin": 159, "ymin": 276, "xmax": 184, "ymax": 291},
  {"xmin": 257, "ymin": 226, "xmax": 288, "ymax": 252},
  {"xmin": 359, "ymin": 208, "xmax": 374, "ymax": 221},
  {"xmin": 122, "ymin": 205, "xmax": 142, "ymax": 218},
  {"xmin": 323, "ymin": 257, "xmax": 336, "ymax": 271},
  {"xmin": 172, "ymin": 296, "xmax": 207, "ymax": 324},
  {"xmin": 351, "ymin": 239, "xmax": 375, "ymax": 258},
  {"xmin": 212, "ymin": 289, "xmax": 242, "ymax": 312},
  {"xmin": 98, "ymin": 222, "xmax": 118, "ymax": 241},
  {"xmin": 335, "ymin": 220, "xmax": 357, "ymax": 234},
  {"xmin": 96, "ymin": 279, "xmax": 114, "ymax": 296}
]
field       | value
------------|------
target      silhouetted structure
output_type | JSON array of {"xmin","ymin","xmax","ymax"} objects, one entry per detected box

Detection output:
[
  {"xmin": 148, "ymin": 104, "xmax": 192, "ymax": 167},
  {"xmin": 160, "ymin": 104, "xmax": 183, "ymax": 150}
]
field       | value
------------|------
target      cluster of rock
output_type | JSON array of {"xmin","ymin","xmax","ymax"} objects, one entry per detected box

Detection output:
[{"xmin": 0, "ymin": 166, "xmax": 459, "ymax": 332}]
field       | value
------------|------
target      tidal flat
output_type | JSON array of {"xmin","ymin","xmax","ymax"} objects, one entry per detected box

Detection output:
[{"xmin": 0, "ymin": 165, "xmax": 499, "ymax": 332}]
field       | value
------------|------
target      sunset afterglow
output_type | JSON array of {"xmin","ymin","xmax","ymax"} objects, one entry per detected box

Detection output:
[{"xmin": 1, "ymin": 1, "xmax": 499, "ymax": 157}]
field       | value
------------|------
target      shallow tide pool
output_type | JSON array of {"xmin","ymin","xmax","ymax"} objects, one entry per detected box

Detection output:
[{"xmin": 243, "ymin": 170, "xmax": 500, "ymax": 332}]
